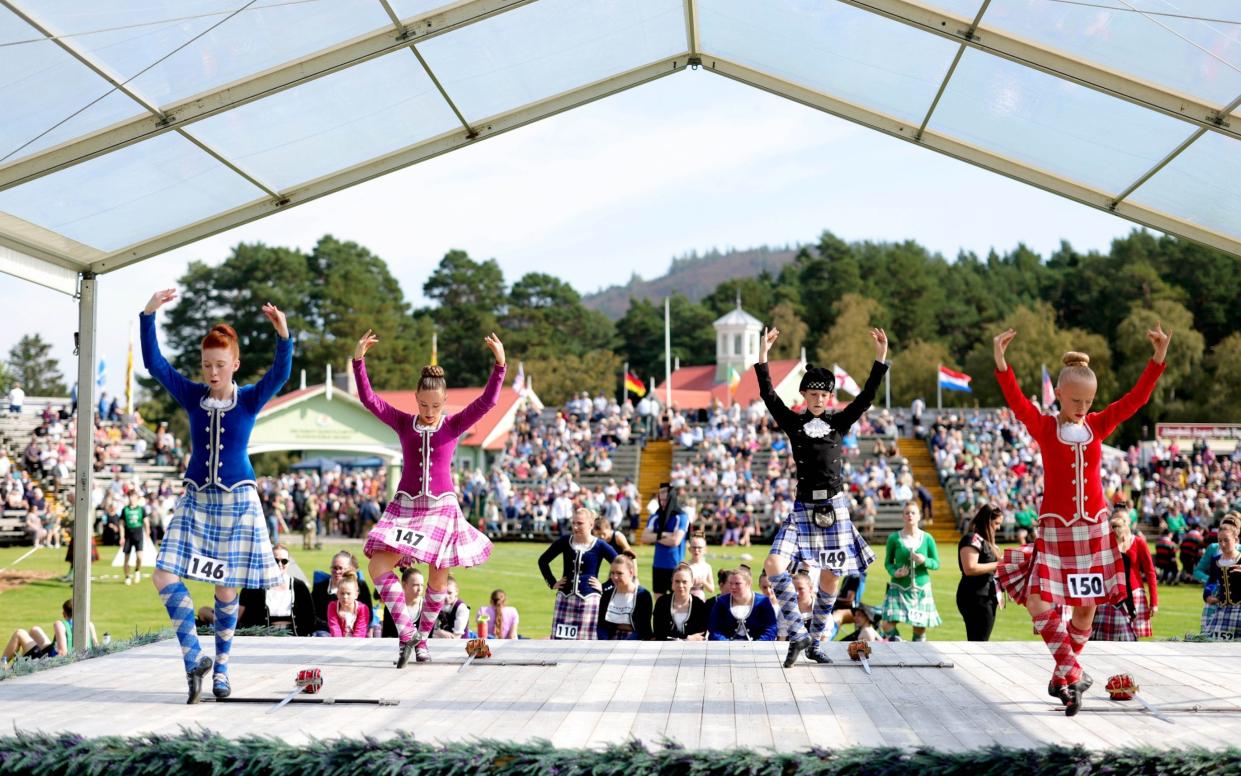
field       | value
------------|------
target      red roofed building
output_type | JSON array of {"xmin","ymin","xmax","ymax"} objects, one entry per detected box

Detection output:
[{"xmin": 653, "ymin": 302, "xmax": 807, "ymax": 410}]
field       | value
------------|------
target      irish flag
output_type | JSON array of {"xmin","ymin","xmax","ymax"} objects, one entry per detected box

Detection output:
[
  {"xmin": 937, "ymin": 365, "xmax": 972, "ymax": 393},
  {"xmin": 727, "ymin": 365, "xmax": 741, "ymax": 395},
  {"xmin": 624, "ymin": 372, "xmax": 646, "ymax": 397}
]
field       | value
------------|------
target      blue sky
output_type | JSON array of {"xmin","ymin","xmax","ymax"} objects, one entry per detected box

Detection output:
[{"xmin": 0, "ymin": 69, "xmax": 1144, "ymax": 398}]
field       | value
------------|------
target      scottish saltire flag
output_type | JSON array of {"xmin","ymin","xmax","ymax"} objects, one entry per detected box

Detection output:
[
  {"xmin": 95, "ymin": 356, "xmax": 107, "ymax": 390},
  {"xmin": 832, "ymin": 364, "xmax": 861, "ymax": 397},
  {"xmin": 1041, "ymin": 363, "xmax": 1055, "ymax": 409},
  {"xmin": 937, "ymin": 365, "xmax": 972, "ymax": 393},
  {"xmin": 512, "ymin": 362, "xmax": 525, "ymax": 395}
]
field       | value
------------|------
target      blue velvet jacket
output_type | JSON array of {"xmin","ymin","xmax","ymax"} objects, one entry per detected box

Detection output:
[{"xmin": 140, "ymin": 312, "xmax": 293, "ymax": 490}]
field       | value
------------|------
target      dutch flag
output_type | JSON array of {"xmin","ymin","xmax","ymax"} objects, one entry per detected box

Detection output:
[{"xmin": 937, "ymin": 365, "xmax": 972, "ymax": 393}]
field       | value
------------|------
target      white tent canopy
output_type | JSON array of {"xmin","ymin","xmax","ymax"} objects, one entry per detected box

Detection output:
[{"xmin": 2, "ymin": 0, "xmax": 1240, "ymax": 651}]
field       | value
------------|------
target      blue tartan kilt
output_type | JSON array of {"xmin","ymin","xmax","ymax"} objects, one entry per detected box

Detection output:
[
  {"xmin": 156, "ymin": 484, "xmax": 280, "ymax": 589},
  {"xmin": 1204, "ymin": 605, "xmax": 1241, "ymax": 639},
  {"xmin": 769, "ymin": 495, "xmax": 876, "ymax": 575}
]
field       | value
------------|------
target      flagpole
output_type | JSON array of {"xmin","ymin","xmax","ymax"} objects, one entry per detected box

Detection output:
[
  {"xmin": 621, "ymin": 361, "xmax": 628, "ymax": 403},
  {"xmin": 430, "ymin": 331, "xmax": 437, "ymax": 367},
  {"xmin": 664, "ymin": 297, "xmax": 672, "ymax": 410},
  {"xmin": 936, "ymin": 363, "xmax": 942, "ymax": 411}
]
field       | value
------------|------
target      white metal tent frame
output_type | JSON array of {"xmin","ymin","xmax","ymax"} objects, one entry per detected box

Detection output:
[{"xmin": 0, "ymin": 0, "xmax": 1238, "ymax": 652}]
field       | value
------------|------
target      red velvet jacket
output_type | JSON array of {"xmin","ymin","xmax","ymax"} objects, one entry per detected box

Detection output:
[{"xmin": 995, "ymin": 360, "xmax": 1164, "ymax": 526}]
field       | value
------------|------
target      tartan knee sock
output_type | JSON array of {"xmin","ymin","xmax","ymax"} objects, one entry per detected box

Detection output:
[
  {"xmin": 377, "ymin": 571, "xmax": 416, "ymax": 643},
  {"xmin": 418, "ymin": 588, "xmax": 447, "ymax": 642},
  {"xmin": 213, "ymin": 595, "xmax": 238, "ymax": 675},
  {"xmin": 769, "ymin": 572, "xmax": 807, "ymax": 642},
  {"xmin": 1032, "ymin": 608, "xmax": 1081, "ymax": 686},
  {"xmin": 809, "ymin": 588, "xmax": 838, "ymax": 640},
  {"xmin": 1067, "ymin": 621, "xmax": 1091, "ymax": 656},
  {"xmin": 157, "ymin": 581, "xmax": 202, "ymax": 673}
]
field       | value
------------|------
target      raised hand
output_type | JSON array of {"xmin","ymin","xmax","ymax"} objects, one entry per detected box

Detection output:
[
  {"xmin": 1146, "ymin": 321, "xmax": 1172, "ymax": 364},
  {"xmin": 143, "ymin": 288, "xmax": 177, "ymax": 315},
  {"xmin": 262, "ymin": 302, "xmax": 289, "ymax": 339},
  {"xmin": 760, "ymin": 327, "xmax": 780, "ymax": 363},
  {"xmin": 354, "ymin": 329, "xmax": 379, "ymax": 361},
  {"xmin": 993, "ymin": 329, "xmax": 1017, "ymax": 370},
  {"xmin": 483, "ymin": 332, "xmax": 505, "ymax": 365},
  {"xmin": 870, "ymin": 327, "xmax": 889, "ymax": 362}
]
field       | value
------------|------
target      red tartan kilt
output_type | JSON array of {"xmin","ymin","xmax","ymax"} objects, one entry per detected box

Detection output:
[{"xmin": 996, "ymin": 518, "xmax": 1124, "ymax": 607}]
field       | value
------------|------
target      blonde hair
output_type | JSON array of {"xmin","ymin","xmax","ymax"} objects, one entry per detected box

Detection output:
[
  {"xmin": 336, "ymin": 572, "xmax": 359, "ymax": 593},
  {"xmin": 611, "ymin": 554, "xmax": 636, "ymax": 576},
  {"xmin": 1108, "ymin": 514, "xmax": 1129, "ymax": 532},
  {"xmin": 1218, "ymin": 523, "xmax": 1238, "ymax": 541},
  {"xmin": 1058, "ymin": 351, "xmax": 1096, "ymax": 387}
]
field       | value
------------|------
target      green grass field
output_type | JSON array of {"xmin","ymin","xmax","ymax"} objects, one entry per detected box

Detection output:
[{"xmin": 0, "ymin": 539, "xmax": 1208, "ymax": 643}]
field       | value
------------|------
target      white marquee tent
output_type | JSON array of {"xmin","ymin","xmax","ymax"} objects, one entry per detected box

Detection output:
[{"xmin": 2, "ymin": 0, "xmax": 1239, "ymax": 649}]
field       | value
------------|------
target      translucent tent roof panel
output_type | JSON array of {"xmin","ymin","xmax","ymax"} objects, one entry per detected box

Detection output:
[
  {"xmin": 387, "ymin": 0, "xmax": 460, "ymax": 18},
  {"xmin": 416, "ymin": 0, "xmax": 688, "ymax": 124},
  {"xmin": 983, "ymin": 0, "xmax": 1241, "ymax": 109},
  {"xmin": 916, "ymin": 0, "xmax": 985, "ymax": 17},
  {"xmin": 928, "ymin": 48, "xmax": 1193, "ymax": 194},
  {"xmin": 0, "ymin": 131, "xmax": 263, "ymax": 252},
  {"xmin": 0, "ymin": 7, "xmax": 146, "ymax": 163},
  {"xmin": 1129, "ymin": 131, "xmax": 1241, "ymax": 241},
  {"xmin": 697, "ymin": 0, "xmax": 963, "ymax": 126},
  {"xmin": 20, "ymin": 0, "xmax": 392, "ymax": 109},
  {"xmin": 189, "ymin": 50, "xmax": 462, "ymax": 192}
]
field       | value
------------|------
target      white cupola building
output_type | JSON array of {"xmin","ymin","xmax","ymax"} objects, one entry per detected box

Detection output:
[{"xmin": 714, "ymin": 299, "xmax": 763, "ymax": 383}]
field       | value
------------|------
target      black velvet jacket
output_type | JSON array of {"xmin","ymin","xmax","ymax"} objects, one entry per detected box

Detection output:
[{"xmin": 755, "ymin": 359, "xmax": 889, "ymax": 502}]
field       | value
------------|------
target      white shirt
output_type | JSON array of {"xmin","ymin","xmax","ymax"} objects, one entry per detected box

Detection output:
[{"xmin": 606, "ymin": 591, "xmax": 636, "ymax": 625}]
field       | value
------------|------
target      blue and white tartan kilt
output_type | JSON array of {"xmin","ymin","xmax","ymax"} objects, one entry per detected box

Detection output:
[
  {"xmin": 769, "ymin": 495, "xmax": 876, "ymax": 575},
  {"xmin": 156, "ymin": 484, "xmax": 280, "ymax": 589},
  {"xmin": 1201, "ymin": 603, "xmax": 1219, "ymax": 633},
  {"xmin": 1204, "ymin": 605, "xmax": 1241, "ymax": 639}
]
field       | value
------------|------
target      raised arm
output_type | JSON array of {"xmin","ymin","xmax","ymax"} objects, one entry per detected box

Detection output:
[
  {"xmin": 139, "ymin": 297, "xmax": 199, "ymax": 405},
  {"xmin": 755, "ymin": 327, "xmax": 800, "ymax": 429},
  {"xmin": 446, "ymin": 333, "xmax": 507, "ymax": 436},
  {"xmin": 831, "ymin": 362, "xmax": 889, "ymax": 432},
  {"xmin": 351, "ymin": 329, "xmax": 407, "ymax": 431},
  {"xmin": 992, "ymin": 329, "xmax": 1042, "ymax": 433},
  {"xmin": 1093, "ymin": 351, "xmax": 1168, "ymax": 438}
]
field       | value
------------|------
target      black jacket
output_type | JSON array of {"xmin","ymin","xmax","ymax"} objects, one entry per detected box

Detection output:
[
  {"xmin": 597, "ymin": 585, "xmax": 653, "ymax": 640},
  {"xmin": 312, "ymin": 577, "xmax": 374, "ymax": 633},
  {"xmin": 238, "ymin": 577, "xmax": 315, "ymax": 636},
  {"xmin": 651, "ymin": 594, "xmax": 710, "ymax": 640},
  {"xmin": 755, "ymin": 360, "xmax": 888, "ymax": 502}
]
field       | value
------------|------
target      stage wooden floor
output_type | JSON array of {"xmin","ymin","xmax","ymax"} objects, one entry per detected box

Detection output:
[{"xmin": 1, "ymin": 638, "xmax": 1237, "ymax": 750}]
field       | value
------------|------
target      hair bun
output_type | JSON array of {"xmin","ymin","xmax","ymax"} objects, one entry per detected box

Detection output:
[
  {"xmin": 1062, "ymin": 351, "xmax": 1090, "ymax": 368},
  {"xmin": 421, "ymin": 365, "xmax": 445, "ymax": 379},
  {"xmin": 211, "ymin": 323, "xmax": 238, "ymax": 339}
]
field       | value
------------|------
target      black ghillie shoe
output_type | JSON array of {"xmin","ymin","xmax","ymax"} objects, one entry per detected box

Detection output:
[
  {"xmin": 806, "ymin": 642, "xmax": 832, "ymax": 664},
  {"xmin": 1059, "ymin": 684, "xmax": 1082, "ymax": 717},
  {"xmin": 212, "ymin": 673, "xmax": 231, "ymax": 699},
  {"xmin": 396, "ymin": 639, "xmax": 415, "ymax": 669},
  {"xmin": 186, "ymin": 656, "xmax": 213, "ymax": 704},
  {"xmin": 783, "ymin": 637, "xmax": 810, "ymax": 668}
]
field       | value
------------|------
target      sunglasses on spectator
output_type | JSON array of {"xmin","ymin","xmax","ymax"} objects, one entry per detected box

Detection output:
[{"xmin": 275, "ymin": 558, "xmax": 289, "ymax": 565}]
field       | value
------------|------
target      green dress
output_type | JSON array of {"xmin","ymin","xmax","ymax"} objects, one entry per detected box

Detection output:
[{"xmin": 880, "ymin": 530, "xmax": 942, "ymax": 629}]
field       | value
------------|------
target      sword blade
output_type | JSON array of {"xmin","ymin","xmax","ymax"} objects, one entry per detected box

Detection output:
[
  {"xmin": 859, "ymin": 656, "xmax": 872, "ymax": 676},
  {"xmin": 266, "ymin": 686, "xmax": 304, "ymax": 714},
  {"xmin": 458, "ymin": 651, "xmax": 478, "ymax": 674},
  {"xmin": 1134, "ymin": 694, "xmax": 1174, "ymax": 724}
]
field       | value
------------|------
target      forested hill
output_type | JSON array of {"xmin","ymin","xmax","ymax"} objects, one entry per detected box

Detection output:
[{"xmin": 583, "ymin": 246, "xmax": 799, "ymax": 319}]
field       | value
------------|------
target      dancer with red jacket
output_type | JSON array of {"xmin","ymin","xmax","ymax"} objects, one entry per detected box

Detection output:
[{"xmin": 993, "ymin": 323, "xmax": 1170, "ymax": 716}]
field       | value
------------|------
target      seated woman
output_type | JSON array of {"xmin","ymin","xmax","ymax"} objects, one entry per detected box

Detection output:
[
  {"xmin": 708, "ymin": 568, "xmax": 778, "ymax": 641},
  {"xmin": 652, "ymin": 565, "xmax": 709, "ymax": 640},
  {"xmin": 2, "ymin": 600, "xmax": 97, "ymax": 666},
  {"xmin": 477, "ymin": 588, "xmax": 520, "ymax": 639},
  {"xmin": 327, "ymin": 573, "xmax": 370, "ymax": 638},
  {"xmin": 597, "ymin": 554, "xmax": 653, "ymax": 640}
]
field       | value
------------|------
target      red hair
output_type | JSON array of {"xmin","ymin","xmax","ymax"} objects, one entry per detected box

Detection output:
[{"xmin": 201, "ymin": 323, "xmax": 239, "ymax": 358}]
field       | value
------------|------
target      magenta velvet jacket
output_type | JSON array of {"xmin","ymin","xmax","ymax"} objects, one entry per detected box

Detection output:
[{"xmin": 353, "ymin": 359, "xmax": 506, "ymax": 499}]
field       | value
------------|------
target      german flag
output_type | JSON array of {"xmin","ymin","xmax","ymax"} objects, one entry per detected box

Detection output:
[{"xmin": 624, "ymin": 372, "xmax": 646, "ymax": 397}]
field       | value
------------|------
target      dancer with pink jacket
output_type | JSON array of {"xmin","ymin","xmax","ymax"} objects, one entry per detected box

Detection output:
[{"xmin": 353, "ymin": 329, "xmax": 505, "ymax": 667}]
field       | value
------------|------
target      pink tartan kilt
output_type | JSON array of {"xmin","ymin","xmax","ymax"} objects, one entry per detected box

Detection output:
[
  {"xmin": 996, "ymin": 519, "xmax": 1124, "ymax": 607},
  {"xmin": 363, "ymin": 492, "xmax": 492, "ymax": 569}
]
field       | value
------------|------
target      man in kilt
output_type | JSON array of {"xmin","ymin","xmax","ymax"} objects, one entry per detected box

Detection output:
[
  {"xmin": 141, "ymin": 289, "xmax": 293, "ymax": 703},
  {"xmin": 993, "ymin": 324, "xmax": 1170, "ymax": 716},
  {"xmin": 757, "ymin": 325, "xmax": 889, "ymax": 667},
  {"xmin": 538, "ymin": 508, "xmax": 618, "ymax": 639}
]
